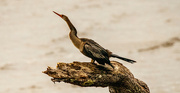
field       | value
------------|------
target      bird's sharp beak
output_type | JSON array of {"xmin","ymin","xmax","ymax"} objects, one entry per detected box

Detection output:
[{"xmin": 53, "ymin": 11, "xmax": 62, "ymax": 17}]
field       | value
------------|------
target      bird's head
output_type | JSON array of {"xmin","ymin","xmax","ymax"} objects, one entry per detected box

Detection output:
[{"xmin": 53, "ymin": 11, "xmax": 68, "ymax": 21}]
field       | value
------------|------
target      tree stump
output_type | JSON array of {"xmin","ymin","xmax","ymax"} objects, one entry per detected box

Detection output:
[{"xmin": 43, "ymin": 61, "xmax": 150, "ymax": 93}]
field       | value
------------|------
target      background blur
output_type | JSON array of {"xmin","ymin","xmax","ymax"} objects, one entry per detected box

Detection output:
[{"xmin": 0, "ymin": 0, "xmax": 180, "ymax": 93}]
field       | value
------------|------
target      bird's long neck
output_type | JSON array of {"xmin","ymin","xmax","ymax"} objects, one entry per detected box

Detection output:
[{"xmin": 64, "ymin": 18, "xmax": 81, "ymax": 49}]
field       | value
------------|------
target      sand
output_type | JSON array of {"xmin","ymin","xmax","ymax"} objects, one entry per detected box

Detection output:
[{"xmin": 0, "ymin": 0, "xmax": 180, "ymax": 93}]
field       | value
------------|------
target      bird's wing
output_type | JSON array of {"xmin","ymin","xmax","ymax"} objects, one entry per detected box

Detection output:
[{"xmin": 84, "ymin": 43, "xmax": 108, "ymax": 59}]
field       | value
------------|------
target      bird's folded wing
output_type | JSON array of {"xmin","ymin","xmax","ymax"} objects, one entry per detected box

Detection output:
[{"xmin": 84, "ymin": 44, "xmax": 106, "ymax": 59}]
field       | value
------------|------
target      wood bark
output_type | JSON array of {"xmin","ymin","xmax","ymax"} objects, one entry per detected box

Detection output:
[{"xmin": 43, "ymin": 61, "xmax": 150, "ymax": 93}]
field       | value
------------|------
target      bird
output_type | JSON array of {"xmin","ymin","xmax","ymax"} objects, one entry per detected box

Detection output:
[{"xmin": 53, "ymin": 11, "xmax": 136, "ymax": 68}]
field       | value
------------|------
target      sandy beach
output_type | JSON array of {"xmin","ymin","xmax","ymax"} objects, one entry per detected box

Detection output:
[{"xmin": 0, "ymin": 0, "xmax": 180, "ymax": 93}]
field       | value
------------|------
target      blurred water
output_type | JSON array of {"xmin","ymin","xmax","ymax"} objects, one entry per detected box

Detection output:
[{"xmin": 0, "ymin": 0, "xmax": 180, "ymax": 93}]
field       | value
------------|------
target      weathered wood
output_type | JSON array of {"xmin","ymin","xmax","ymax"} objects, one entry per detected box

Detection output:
[{"xmin": 43, "ymin": 61, "xmax": 150, "ymax": 93}]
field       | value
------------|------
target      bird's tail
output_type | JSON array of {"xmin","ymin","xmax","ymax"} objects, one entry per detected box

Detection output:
[{"xmin": 110, "ymin": 54, "xmax": 136, "ymax": 63}]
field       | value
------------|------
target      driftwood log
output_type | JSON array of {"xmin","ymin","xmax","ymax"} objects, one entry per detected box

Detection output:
[{"xmin": 43, "ymin": 61, "xmax": 150, "ymax": 93}]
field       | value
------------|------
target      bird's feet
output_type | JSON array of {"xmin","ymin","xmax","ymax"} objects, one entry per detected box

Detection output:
[{"xmin": 91, "ymin": 59, "xmax": 96, "ymax": 64}]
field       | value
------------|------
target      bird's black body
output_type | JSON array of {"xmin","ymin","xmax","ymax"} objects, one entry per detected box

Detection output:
[{"xmin": 80, "ymin": 38, "xmax": 113, "ymax": 68}]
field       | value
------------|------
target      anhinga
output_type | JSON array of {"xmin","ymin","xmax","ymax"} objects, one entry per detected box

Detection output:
[{"xmin": 53, "ymin": 11, "xmax": 136, "ymax": 68}]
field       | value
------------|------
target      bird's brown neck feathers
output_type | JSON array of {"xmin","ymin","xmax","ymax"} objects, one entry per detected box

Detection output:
[{"xmin": 64, "ymin": 17, "xmax": 81, "ymax": 49}]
